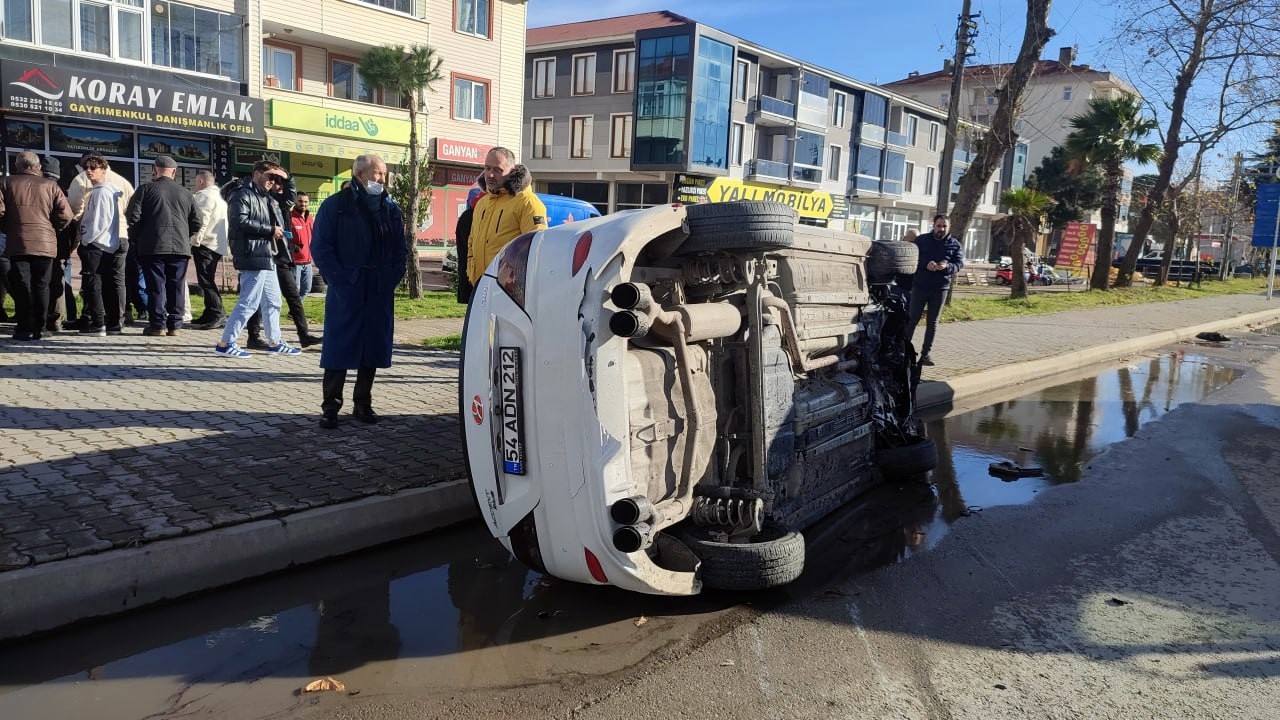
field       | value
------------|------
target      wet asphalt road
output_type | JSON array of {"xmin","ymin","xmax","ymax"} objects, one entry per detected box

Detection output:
[{"xmin": 2, "ymin": 328, "xmax": 1280, "ymax": 719}]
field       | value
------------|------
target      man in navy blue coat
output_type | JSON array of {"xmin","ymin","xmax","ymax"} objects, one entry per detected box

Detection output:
[
  {"xmin": 310, "ymin": 154, "xmax": 407, "ymax": 429},
  {"xmin": 909, "ymin": 214, "xmax": 965, "ymax": 366}
]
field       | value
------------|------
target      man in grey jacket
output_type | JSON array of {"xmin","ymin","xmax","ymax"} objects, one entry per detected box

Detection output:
[
  {"xmin": 126, "ymin": 155, "xmax": 201, "ymax": 336},
  {"xmin": 77, "ymin": 154, "xmax": 128, "ymax": 335}
]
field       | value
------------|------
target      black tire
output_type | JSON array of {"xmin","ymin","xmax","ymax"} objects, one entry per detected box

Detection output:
[
  {"xmin": 866, "ymin": 241, "xmax": 919, "ymax": 284},
  {"xmin": 678, "ymin": 522, "xmax": 805, "ymax": 590},
  {"xmin": 878, "ymin": 436, "xmax": 938, "ymax": 479},
  {"xmin": 995, "ymin": 275, "xmax": 1010, "ymax": 286},
  {"xmin": 676, "ymin": 201, "xmax": 797, "ymax": 255}
]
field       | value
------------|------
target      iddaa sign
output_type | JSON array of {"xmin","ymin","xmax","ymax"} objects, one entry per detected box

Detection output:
[{"xmin": 271, "ymin": 99, "xmax": 410, "ymax": 145}]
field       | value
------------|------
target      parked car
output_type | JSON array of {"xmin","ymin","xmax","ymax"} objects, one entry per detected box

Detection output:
[
  {"xmin": 443, "ymin": 193, "xmax": 602, "ymax": 276},
  {"xmin": 461, "ymin": 201, "xmax": 936, "ymax": 596}
]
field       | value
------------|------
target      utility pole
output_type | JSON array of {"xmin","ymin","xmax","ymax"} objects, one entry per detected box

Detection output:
[
  {"xmin": 936, "ymin": 0, "xmax": 979, "ymax": 217},
  {"xmin": 1219, "ymin": 152, "xmax": 1242, "ymax": 280}
]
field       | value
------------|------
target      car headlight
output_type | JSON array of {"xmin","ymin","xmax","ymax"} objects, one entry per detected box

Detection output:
[{"xmin": 496, "ymin": 231, "xmax": 536, "ymax": 309}]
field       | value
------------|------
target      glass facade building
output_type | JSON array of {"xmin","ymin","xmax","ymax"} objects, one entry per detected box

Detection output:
[
  {"xmin": 689, "ymin": 35, "xmax": 733, "ymax": 170},
  {"xmin": 634, "ymin": 33, "xmax": 692, "ymax": 166}
]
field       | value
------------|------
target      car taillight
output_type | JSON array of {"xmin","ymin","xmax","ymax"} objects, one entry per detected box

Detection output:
[
  {"xmin": 496, "ymin": 231, "xmax": 536, "ymax": 309},
  {"xmin": 572, "ymin": 231, "xmax": 592, "ymax": 276},
  {"xmin": 584, "ymin": 547, "xmax": 609, "ymax": 583}
]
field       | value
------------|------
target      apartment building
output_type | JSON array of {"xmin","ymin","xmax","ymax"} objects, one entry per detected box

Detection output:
[
  {"xmin": 884, "ymin": 47, "xmax": 1141, "ymax": 246},
  {"xmin": 1, "ymin": 0, "xmax": 526, "ymax": 242},
  {"xmin": 524, "ymin": 11, "xmax": 1013, "ymax": 260}
]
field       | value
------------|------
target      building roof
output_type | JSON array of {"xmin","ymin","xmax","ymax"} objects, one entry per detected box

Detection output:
[
  {"xmin": 527, "ymin": 11, "xmax": 693, "ymax": 47},
  {"xmin": 883, "ymin": 60, "xmax": 1121, "ymax": 89}
]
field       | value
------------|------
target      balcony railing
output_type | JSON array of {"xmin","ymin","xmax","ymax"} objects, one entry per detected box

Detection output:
[
  {"xmin": 746, "ymin": 158, "xmax": 790, "ymax": 180},
  {"xmin": 758, "ymin": 95, "xmax": 796, "ymax": 119},
  {"xmin": 886, "ymin": 130, "xmax": 910, "ymax": 147}
]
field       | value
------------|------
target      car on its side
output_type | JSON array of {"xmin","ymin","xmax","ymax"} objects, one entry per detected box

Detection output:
[{"xmin": 460, "ymin": 201, "xmax": 935, "ymax": 596}]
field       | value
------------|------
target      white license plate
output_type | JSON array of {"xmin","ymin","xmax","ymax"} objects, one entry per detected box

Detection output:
[{"xmin": 499, "ymin": 347, "xmax": 526, "ymax": 475}]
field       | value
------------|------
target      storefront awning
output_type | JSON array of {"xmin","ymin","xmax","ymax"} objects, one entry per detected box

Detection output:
[{"xmin": 262, "ymin": 129, "xmax": 408, "ymax": 165}]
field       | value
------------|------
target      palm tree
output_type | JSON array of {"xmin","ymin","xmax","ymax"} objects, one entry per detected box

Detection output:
[
  {"xmin": 1064, "ymin": 96, "xmax": 1162, "ymax": 291},
  {"xmin": 999, "ymin": 187, "xmax": 1055, "ymax": 300},
  {"xmin": 360, "ymin": 44, "xmax": 443, "ymax": 298}
]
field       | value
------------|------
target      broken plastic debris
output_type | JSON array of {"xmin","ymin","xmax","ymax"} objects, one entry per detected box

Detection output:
[
  {"xmin": 634, "ymin": 615, "xmax": 649, "ymax": 627},
  {"xmin": 719, "ymin": 659, "xmax": 736, "ymax": 667},
  {"xmin": 987, "ymin": 461, "xmax": 1044, "ymax": 480},
  {"xmin": 303, "ymin": 677, "xmax": 346, "ymax": 693}
]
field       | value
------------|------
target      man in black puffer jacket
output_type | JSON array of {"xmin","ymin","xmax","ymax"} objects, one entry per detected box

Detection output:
[
  {"xmin": 125, "ymin": 155, "xmax": 201, "ymax": 336},
  {"xmin": 213, "ymin": 160, "xmax": 300, "ymax": 357}
]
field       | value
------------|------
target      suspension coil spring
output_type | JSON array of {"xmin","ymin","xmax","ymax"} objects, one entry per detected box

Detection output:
[{"xmin": 691, "ymin": 496, "xmax": 763, "ymax": 531}]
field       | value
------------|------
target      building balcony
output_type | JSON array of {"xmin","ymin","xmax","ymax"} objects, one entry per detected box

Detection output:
[
  {"xmin": 886, "ymin": 130, "xmax": 910, "ymax": 148},
  {"xmin": 752, "ymin": 95, "xmax": 796, "ymax": 126},
  {"xmin": 746, "ymin": 158, "xmax": 790, "ymax": 182}
]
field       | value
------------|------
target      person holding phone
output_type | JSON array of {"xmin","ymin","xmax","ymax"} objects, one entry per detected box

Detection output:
[{"xmin": 243, "ymin": 170, "xmax": 322, "ymax": 349}]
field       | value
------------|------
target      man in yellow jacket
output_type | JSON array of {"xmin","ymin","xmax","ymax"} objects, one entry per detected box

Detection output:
[{"xmin": 465, "ymin": 147, "xmax": 548, "ymax": 288}]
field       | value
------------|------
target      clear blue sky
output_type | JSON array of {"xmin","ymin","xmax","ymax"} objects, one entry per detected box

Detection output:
[{"xmin": 527, "ymin": 0, "xmax": 1120, "ymax": 87}]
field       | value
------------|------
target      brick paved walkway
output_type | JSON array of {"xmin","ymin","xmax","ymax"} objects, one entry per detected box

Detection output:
[{"xmin": 1, "ymin": 293, "xmax": 1277, "ymax": 579}]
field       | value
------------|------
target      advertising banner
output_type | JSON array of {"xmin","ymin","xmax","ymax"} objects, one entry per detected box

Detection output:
[
  {"xmin": 1, "ymin": 60, "xmax": 263, "ymax": 140},
  {"xmin": 1057, "ymin": 221, "xmax": 1097, "ymax": 271},
  {"xmin": 270, "ymin": 99, "xmax": 410, "ymax": 145}
]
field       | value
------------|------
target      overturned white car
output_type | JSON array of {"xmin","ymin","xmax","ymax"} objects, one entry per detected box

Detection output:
[{"xmin": 461, "ymin": 201, "xmax": 935, "ymax": 595}]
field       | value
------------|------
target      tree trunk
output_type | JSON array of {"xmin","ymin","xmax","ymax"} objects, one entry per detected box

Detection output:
[
  {"xmin": 947, "ymin": 0, "xmax": 1054, "ymax": 249},
  {"xmin": 1114, "ymin": 8, "xmax": 1210, "ymax": 287},
  {"xmin": 404, "ymin": 98, "xmax": 423, "ymax": 298},
  {"xmin": 1090, "ymin": 163, "xmax": 1122, "ymax": 290},
  {"xmin": 1156, "ymin": 208, "xmax": 1181, "ymax": 286},
  {"xmin": 1009, "ymin": 220, "xmax": 1029, "ymax": 300}
]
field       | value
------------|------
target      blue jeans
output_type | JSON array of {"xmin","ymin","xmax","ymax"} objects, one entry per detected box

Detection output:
[
  {"xmin": 293, "ymin": 262, "xmax": 314, "ymax": 296},
  {"xmin": 220, "ymin": 269, "xmax": 282, "ymax": 346}
]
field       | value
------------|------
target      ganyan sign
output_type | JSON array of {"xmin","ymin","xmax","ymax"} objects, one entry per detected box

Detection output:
[
  {"xmin": 1057, "ymin": 221, "xmax": 1097, "ymax": 272},
  {"xmin": 434, "ymin": 138, "xmax": 489, "ymax": 165},
  {"xmin": 706, "ymin": 177, "xmax": 836, "ymax": 219},
  {"xmin": 1, "ymin": 60, "xmax": 263, "ymax": 140}
]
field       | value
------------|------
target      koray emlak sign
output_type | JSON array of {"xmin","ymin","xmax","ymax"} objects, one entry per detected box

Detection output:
[{"xmin": 2, "ymin": 60, "xmax": 264, "ymax": 140}]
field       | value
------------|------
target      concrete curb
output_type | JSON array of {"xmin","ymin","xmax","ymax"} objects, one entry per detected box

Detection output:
[
  {"xmin": 916, "ymin": 306, "xmax": 1280, "ymax": 411},
  {"xmin": 0, "ymin": 478, "xmax": 477, "ymax": 642}
]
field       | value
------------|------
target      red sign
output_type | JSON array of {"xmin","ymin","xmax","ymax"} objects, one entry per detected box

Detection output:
[
  {"xmin": 431, "ymin": 165, "xmax": 480, "ymax": 187},
  {"xmin": 1057, "ymin": 222, "xmax": 1097, "ymax": 272},
  {"xmin": 435, "ymin": 138, "xmax": 490, "ymax": 165}
]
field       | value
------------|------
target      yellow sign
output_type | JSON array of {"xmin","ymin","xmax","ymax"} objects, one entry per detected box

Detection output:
[
  {"xmin": 290, "ymin": 153, "xmax": 337, "ymax": 177},
  {"xmin": 270, "ymin": 99, "xmax": 411, "ymax": 145},
  {"xmin": 705, "ymin": 178, "xmax": 835, "ymax": 219},
  {"xmin": 264, "ymin": 129, "xmax": 408, "ymax": 165}
]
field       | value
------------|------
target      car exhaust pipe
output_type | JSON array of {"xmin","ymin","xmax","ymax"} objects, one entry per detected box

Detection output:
[
  {"xmin": 612, "ymin": 523, "xmax": 651, "ymax": 553},
  {"xmin": 610, "ymin": 282, "xmax": 653, "ymax": 312},
  {"xmin": 610, "ymin": 495, "xmax": 654, "ymax": 525},
  {"xmin": 609, "ymin": 310, "xmax": 651, "ymax": 338}
]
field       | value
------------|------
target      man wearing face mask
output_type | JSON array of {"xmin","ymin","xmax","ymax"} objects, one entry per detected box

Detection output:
[{"xmin": 310, "ymin": 154, "xmax": 407, "ymax": 429}]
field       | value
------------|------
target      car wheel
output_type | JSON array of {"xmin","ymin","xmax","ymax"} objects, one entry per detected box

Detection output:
[
  {"xmin": 877, "ymin": 436, "xmax": 938, "ymax": 479},
  {"xmin": 866, "ymin": 240, "xmax": 920, "ymax": 284},
  {"xmin": 677, "ymin": 522, "xmax": 806, "ymax": 591},
  {"xmin": 995, "ymin": 275, "xmax": 1010, "ymax": 285},
  {"xmin": 675, "ymin": 201, "xmax": 797, "ymax": 256}
]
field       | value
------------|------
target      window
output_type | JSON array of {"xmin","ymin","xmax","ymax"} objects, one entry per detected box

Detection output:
[
  {"xmin": 530, "ymin": 117, "xmax": 552, "ymax": 159},
  {"xmin": 356, "ymin": 0, "xmax": 410, "ymax": 11},
  {"xmin": 613, "ymin": 49, "xmax": 635, "ymax": 93},
  {"xmin": 730, "ymin": 122, "xmax": 744, "ymax": 166},
  {"xmin": 832, "ymin": 91, "xmax": 846, "ymax": 128},
  {"xmin": 906, "ymin": 116, "xmax": 918, "ymax": 146},
  {"xmin": 532, "ymin": 57, "xmax": 555, "ymax": 98},
  {"xmin": 572, "ymin": 53, "xmax": 596, "ymax": 95},
  {"xmin": 456, "ymin": 0, "xmax": 489, "ymax": 38},
  {"xmin": 941, "ymin": 93, "xmax": 949, "ymax": 107},
  {"xmin": 925, "ymin": 166, "xmax": 936, "ymax": 196},
  {"xmin": 570, "ymin": 115, "xmax": 593, "ymax": 158},
  {"xmin": 793, "ymin": 129, "xmax": 824, "ymax": 183},
  {"xmin": 734, "ymin": 58, "xmax": 749, "ymax": 101},
  {"xmin": 263, "ymin": 43, "xmax": 298, "ymax": 90},
  {"xmin": 990, "ymin": 180, "xmax": 1001, "ymax": 205},
  {"xmin": 616, "ymin": 183, "xmax": 668, "ymax": 211},
  {"xmin": 6, "ymin": 0, "xmax": 148, "ymax": 62},
  {"xmin": 3, "ymin": 0, "xmax": 33, "ymax": 41},
  {"xmin": 882, "ymin": 150, "xmax": 906, "ymax": 194},
  {"xmin": 827, "ymin": 146, "xmax": 841, "ymax": 182},
  {"xmin": 42, "ymin": 0, "xmax": 73, "ymax": 48},
  {"xmin": 905, "ymin": 161, "xmax": 914, "ymax": 193},
  {"xmin": 929, "ymin": 122, "xmax": 939, "ymax": 151},
  {"xmin": 634, "ymin": 32, "xmax": 691, "ymax": 165},
  {"xmin": 854, "ymin": 145, "xmax": 883, "ymax": 192},
  {"xmin": 690, "ymin": 35, "xmax": 733, "ymax": 169},
  {"xmin": 610, "ymin": 113, "xmax": 632, "ymax": 158},
  {"xmin": 331, "ymin": 58, "xmax": 376, "ymax": 103},
  {"xmin": 1063, "ymin": 85, "xmax": 1073, "ymax": 101},
  {"xmin": 453, "ymin": 75, "xmax": 489, "ymax": 122},
  {"xmin": 862, "ymin": 93, "xmax": 888, "ymax": 127},
  {"xmin": 153, "ymin": 2, "xmax": 243, "ymax": 80}
]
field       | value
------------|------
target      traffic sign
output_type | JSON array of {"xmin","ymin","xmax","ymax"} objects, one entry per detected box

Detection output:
[{"xmin": 1252, "ymin": 183, "xmax": 1280, "ymax": 247}]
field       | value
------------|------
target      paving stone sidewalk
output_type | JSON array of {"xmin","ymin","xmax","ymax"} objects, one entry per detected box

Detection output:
[{"xmin": 1, "ymin": 293, "xmax": 1277, "ymax": 580}]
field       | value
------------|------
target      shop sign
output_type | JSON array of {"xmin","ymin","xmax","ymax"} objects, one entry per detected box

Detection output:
[
  {"xmin": 1, "ymin": 60, "xmax": 263, "ymax": 139},
  {"xmin": 49, "ymin": 124, "xmax": 133, "ymax": 156},
  {"xmin": 434, "ymin": 138, "xmax": 490, "ymax": 165},
  {"xmin": 291, "ymin": 153, "xmax": 337, "ymax": 177},
  {"xmin": 234, "ymin": 147, "xmax": 284, "ymax": 170},
  {"xmin": 270, "ymin": 100, "xmax": 411, "ymax": 145},
  {"xmin": 139, "ymin": 134, "xmax": 211, "ymax": 163},
  {"xmin": 264, "ymin": 133, "xmax": 407, "ymax": 165},
  {"xmin": 1057, "ymin": 221, "xmax": 1096, "ymax": 271},
  {"xmin": 706, "ymin": 177, "xmax": 835, "ymax": 219},
  {"xmin": 674, "ymin": 173, "xmax": 712, "ymax": 205},
  {"xmin": 828, "ymin": 194, "xmax": 849, "ymax": 220},
  {"xmin": 210, "ymin": 136, "xmax": 233, "ymax": 183},
  {"xmin": 431, "ymin": 165, "xmax": 481, "ymax": 187}
]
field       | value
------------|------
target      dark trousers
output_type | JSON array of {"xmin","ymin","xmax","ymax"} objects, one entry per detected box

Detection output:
[
  {"xmin": 7, "ymin": 255, "xmax": 54, "ymax": 335},
  {"xmin": 322, "ymin": 368, "xmax": 377, "ymax": 414},
  {"xmin": 907, "ymin": 285, "xmax": 946, "ymax": 358},
  {"xmin": 125, "ymin": 241, "xmax": 147, "ymax": 317},
  {"xmin": 79, "ymin": 244, "xmax": 127, "ymax": 328},
  {"xmin": 192, "ymin": 246, "xmax": 224, "ymax": 322},
  {"xmin": 45, "ymin": 259, "xmax": 76, "ymax": 329},
  {"xmin": 0, "ymin": 255, "xmax": 10, "ymax": 321},
  {"xmin": 141, "ymin": 254, "xmax": 189, "ymax": 331},
  {"xmin": 248, "ymin": 263, "xmax": 308, "ymax": 340}
]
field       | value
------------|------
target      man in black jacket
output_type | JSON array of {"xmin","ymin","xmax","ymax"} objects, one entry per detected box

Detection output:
[
  {"xmin": 242, "ymin": 172, "xmax": 321, "ymax": 349},
  {"xmin": 214, "ymin": 161, "xmax": 301, "ymax": 357},
  {"xmin": 908, "ymin": 214, "xmax": 965, "ymax": 366},
  {"xmin": 126, "ymin": 155, "xmax": 201, "ymax": 336}
]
